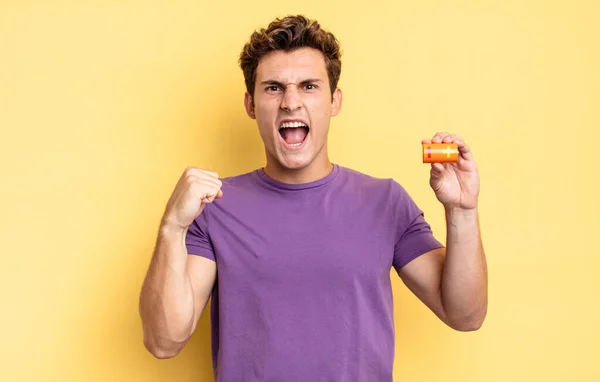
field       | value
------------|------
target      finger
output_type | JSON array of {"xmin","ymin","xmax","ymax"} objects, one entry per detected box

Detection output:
[
  {"xmin": 438, "ymin": 134, "xmax": 474, "ymax": 161},
  {"xmin": 430, "ymin": 162, "xmax": 445, "ymax": 176},
  {"xmin": 454, "ymin": 139, "xmax": 474, "ymax": 161},
  {"xmin": 215, "ymin": 189, "xmax": 224, "ymax": 199},
  {"xmin": 196, "ymin": 176, "xmax": 222, "ymax": 190},
  {"xmin": 196, "ymin": 183, "xmax": 222, "ymax": 203},
  {"xmin": 196, "ymin": 174, "xmax": 221, "ymax": 187},
  {"xmin": 442, "ymin": 134, "xmax": 462, "ymax": 143},
  {"xmin": 186, "ymin": 176, "xmax": 221, "ymax": 195},
  {"xmin": 199, "ymin": 169, "xmax": 220, "ymax": 179},
  {"xmin": 432, "ymin": 132, "xmax": 450, "ymax": 143},
  {"xmin": 184, "ymin": 169, "xmax": 220, "ymax": 188},
  {"xmin": 205, "ymin": 190, "xmax": 222, "ymax": 203},
  {"xmin": 189, "ymin": 170, "xmax": 221, "ymax": 185},
  {"xmin": 186, "ymin": 167, "xmax": 220, "ymax": 179},
  {"xmin": 202, "ymin": 192, "xmax": 220, "ymax": 204},
  {"xmin": 421, "ymin": 138, "xmax": 432, "ymax": 144}
]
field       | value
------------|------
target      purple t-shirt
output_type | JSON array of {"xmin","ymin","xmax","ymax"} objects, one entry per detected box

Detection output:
[{"xmin": 185, "ymin": 164, "xmax": 444, "ymax": 381}]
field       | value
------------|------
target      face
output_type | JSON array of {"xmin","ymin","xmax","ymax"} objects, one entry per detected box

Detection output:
[{"xmin": 244, "ymin": 47, "xmax": 342, "ymax": 175}]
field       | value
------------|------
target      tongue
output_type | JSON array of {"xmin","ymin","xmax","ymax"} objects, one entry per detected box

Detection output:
[{"xmin": 281, "ymin": 127, "xmax": 308, "ymax": 144}]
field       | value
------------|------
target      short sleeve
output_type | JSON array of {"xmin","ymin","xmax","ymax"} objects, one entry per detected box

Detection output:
[
  {"xmin": 185, "ymin": 207, "xmax": 216, "ymax": 262},
  {"xmin": 391, "ymin": 181, "xmax": 444, "ymax": 271}
]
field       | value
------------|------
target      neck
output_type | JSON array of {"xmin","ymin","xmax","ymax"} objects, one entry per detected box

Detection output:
[{"xmin": 263, "ymin": 159, "xmax": 333, "ymax": 184}]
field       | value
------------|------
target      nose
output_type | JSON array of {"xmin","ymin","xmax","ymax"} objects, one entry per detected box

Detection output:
[{"xmin": 280, "ymin": 85, "xmax": 302, "ymax": 112}]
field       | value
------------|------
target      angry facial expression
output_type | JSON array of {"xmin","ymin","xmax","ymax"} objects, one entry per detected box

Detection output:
[{"xmin": 245, "ymin": 47, "xmax": 342, "ymax": 174}]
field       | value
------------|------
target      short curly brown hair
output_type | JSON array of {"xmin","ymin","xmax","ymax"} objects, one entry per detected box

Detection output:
[{"xmin": 239, "ymin": 15, "xmax": 342, "ymax": 98}]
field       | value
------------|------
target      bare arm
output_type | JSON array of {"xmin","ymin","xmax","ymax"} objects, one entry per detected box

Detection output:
[
  {"xmin": 139, "ymin": 167, "xmax": 222, "ymax": 358},
  {"xmin": 139, "ymin": 224, "xmax": 216, "ymax": 358},
  {"xmin": 398, "ymin": 207, "xmax": 487, "ymax": 331},
  {"xmin": 399, "ymin": 132, "xmax": 487, "ymax": 331},
  {"xmin": 441, "ymin": 208, "xmax": 487, "ymax": 328}
]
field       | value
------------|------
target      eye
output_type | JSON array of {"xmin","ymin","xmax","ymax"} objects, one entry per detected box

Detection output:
[
  {"xmin": 266, "ymin": 85, "xmax": 282, "ymax": 92},
  {"xmin": 304, "ymin": 84, "xmax": 317, "ymax": 90}
]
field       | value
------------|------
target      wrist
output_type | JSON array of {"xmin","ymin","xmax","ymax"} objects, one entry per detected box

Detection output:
[
  {"xmin": 444, "ymin": 206, "xmax": 478, "ymax": 216},
  {"xmin": 159, "ymin": 217, "xmax": 188, "ymax": 239}
]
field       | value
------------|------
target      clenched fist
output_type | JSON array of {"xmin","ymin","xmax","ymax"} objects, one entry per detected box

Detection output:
[{"xmin": 161, "ymin": 167, "xmax": 223, "ymax": 231}]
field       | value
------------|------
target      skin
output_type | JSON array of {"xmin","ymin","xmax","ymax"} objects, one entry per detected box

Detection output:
[
  {"xmin": 244, "ymin": 47, "xmax": 342, "ymax": 184},
  {"xmin": 243, "ymin": 47, "xmax": 487, "ymax": 331},
  {"xmin": 140, "ymin": 45, "xmax": 487, "ymax": 361},
  {"xmin": 400, "ymin": 132, "xmax": 487, "ymax": 331}
]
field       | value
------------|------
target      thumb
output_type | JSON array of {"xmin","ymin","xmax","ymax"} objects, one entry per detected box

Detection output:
[
  {"xmin": 430, "ymin": 163, "xmax": 444, "ymax": 179},
  {"xmin": 202, "ymin": 189, "xmax": 223, "ymax": 204}
]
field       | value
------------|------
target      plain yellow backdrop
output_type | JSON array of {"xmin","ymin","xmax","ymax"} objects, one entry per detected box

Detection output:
[{"xmin": 1, "ymin": 0, "xmax": 599, "ymax": 381}]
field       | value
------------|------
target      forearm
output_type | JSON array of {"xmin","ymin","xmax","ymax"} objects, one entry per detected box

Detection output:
[
  {"xmin": 139, "ymin": 223, "xmax": 195, "ymax": 357},
  {"xmin": 440, "ymin": 207, "xmax": 488, "ymax": 330}
]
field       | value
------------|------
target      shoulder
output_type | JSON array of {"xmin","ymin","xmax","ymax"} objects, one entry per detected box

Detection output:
[
  {"xmin": 199, "ymin": 168, "xmax": 265, "ymax": 217},
  {"xmin": 214, "ymin": 169, "xmax": 263, "ymax": 197},
  {"xmin": 337, "ymin": 166, "xmax": 423, "ymax": 222},
  {"xmin": 219, "ymin": 169, "xmax": 256, "ymax": 187},
  {"xmin": 338, "ymin": 165, "xmax": 390, "ymax": 187},
  {"xmin": 337, "ymin": 165, "xmax": 408, "ymax": 199}
]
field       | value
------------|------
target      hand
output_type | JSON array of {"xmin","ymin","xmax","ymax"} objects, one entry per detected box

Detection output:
[
  {"xmin": 161, "ymin": 167, "xmax": 223, "ymax": 231},
  {"xmin": 422, "ymin": 133, "xmax": 479, "ymax": 211}
]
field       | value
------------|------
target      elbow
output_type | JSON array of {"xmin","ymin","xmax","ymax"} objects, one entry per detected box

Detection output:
[
  {"xmin": 452, "ymin": 318, "xmax": 484, "ymax": 332},
  {"xmin": 143, "ymin": 333, "xmax": 185, "ymax": 359},
  {"xmin": 139, "ymin": 308, "xmax": 191, "ymax": 359},
  {"xmin": 448, "ymin": 305, "xmax": 487, "ymax": 332},
  {"xmin": 149, "ymin": 349, "xmax": 177, "ymax": 360}
]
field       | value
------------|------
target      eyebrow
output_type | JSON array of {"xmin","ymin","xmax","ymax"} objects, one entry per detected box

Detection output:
[{"xmin": 260, "ymin": 78, "xmax": 324, "ymax": 86}]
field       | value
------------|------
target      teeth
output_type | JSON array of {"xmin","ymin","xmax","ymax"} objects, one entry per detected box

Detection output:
[{"xmin": 280, "ymin": 121, "xmax": 307, "ymax": 128}]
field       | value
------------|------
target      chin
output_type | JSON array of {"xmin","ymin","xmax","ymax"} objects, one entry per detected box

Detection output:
[{"xmin": 277, "ymin": 155, "xmax": 313, "ymax": 171}]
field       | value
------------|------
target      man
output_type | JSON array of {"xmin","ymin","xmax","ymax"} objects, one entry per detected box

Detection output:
[{"xmin": 139, "ymin": 15, "xmax": 487, "ymax": 381}]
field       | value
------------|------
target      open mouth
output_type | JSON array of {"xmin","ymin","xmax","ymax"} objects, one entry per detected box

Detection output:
[{"xmin": 278, "ymin": 121, "xmax": 310, "ymax": 148}]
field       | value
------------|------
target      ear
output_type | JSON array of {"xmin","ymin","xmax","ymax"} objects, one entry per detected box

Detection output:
[
  {"xmin": 331, "ymin": 88, "xmax": 343, "ymax": 116},
  {"xmin": 244, "ymin": 92, "xmax": 256, "ymax": 119}
]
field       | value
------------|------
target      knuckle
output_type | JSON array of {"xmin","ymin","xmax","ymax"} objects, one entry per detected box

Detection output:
[
  {"xmin": 199, "ymin": 169, "xmax": 218, "ymax": 178},
  {"xmin": 185, "ymin": 167, "xmax": 220, "ymax": 181},
  {"xmin": 184, "ymin": 167, "xmax": 202, "ymax": 179},
  {"xmin": 185, "ymin": 174, "xmax": 198, "ymax": 184}
]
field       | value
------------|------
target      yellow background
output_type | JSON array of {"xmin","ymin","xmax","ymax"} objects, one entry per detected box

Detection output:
[{"xmin": 1, "ymin": 0, "xmax": 599, "ymax": 381}]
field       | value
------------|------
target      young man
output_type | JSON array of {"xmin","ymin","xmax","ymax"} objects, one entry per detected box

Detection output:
[{"xmin": 139, "ymin": 15, "xmax": 487, "ymax": 381}]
